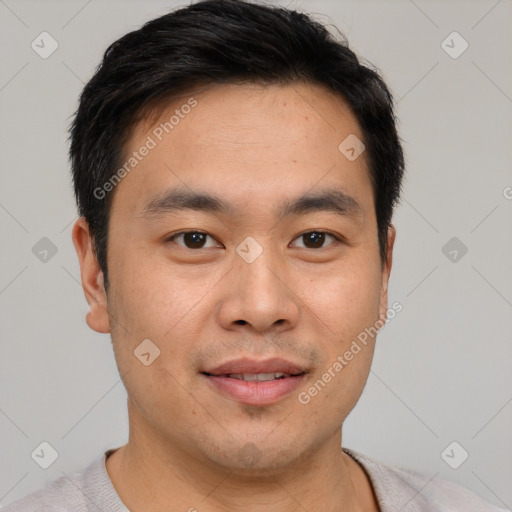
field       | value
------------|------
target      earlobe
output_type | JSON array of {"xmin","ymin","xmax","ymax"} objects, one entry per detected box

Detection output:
[{"xmin": 71, "ymin": 217, "xmax": 111, "ymax": 334}]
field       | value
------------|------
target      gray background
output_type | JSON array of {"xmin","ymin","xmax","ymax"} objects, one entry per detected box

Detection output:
[{"xmin": 1, "ymin": 0, "xmax": 511, "ymax": 508}]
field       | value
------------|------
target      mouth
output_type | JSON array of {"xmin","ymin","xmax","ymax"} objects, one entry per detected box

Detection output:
[
  {"xmin": 201, "ymin": 358, "xmax": 308, "ymax": 406},
  {"xmin": 205, "ymin": 371, "xmax": 304, "ymax": 381}
]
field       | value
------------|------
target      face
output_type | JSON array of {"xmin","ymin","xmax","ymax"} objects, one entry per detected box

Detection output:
[{"xmin": 73, "ymin": 82, "xmax": 395, "ymax": 472}]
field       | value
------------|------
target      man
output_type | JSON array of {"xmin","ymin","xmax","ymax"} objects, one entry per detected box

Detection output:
[{"xmin": 3, "ymin": 0, "xmax": 506, "ymax": 510}]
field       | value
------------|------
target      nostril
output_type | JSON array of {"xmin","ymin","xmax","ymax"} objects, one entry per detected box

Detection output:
[{"xmin": 235, "ymin": 320, "xmax": 248, "ymax": 325}]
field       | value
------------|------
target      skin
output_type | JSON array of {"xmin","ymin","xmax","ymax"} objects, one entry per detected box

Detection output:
[{"xmin": 72, "ymin": 82, "xmax": 395, "ymax": 512}]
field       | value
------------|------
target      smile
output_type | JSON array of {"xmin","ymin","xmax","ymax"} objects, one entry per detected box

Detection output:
[{"xmin": 201, "ymin": 358, "xmax": 308, "ymax": 406}]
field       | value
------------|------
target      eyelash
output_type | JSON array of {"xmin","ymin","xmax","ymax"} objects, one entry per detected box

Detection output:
[{"xmin": 166, "ymin": 230, "xmax": 344, "ymax": 250}]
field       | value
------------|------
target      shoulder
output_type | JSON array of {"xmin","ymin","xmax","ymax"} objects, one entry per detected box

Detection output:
[
  {"xmin": 1, "ymin": 473, "xmax": 88, "ymax": 512},
  {"xmin": 1, "ymin": 454, "xmax": 108, "ymax": 512},
  {"xmin": 343, "ymin": 447, "xmax": 509, "ymax": 512}
]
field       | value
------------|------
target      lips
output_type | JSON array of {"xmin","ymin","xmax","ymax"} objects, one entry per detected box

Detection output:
[
  {"xmin": 202, "ymin": 357, "xmax": 307, "ymax": 406},
  {"xmin": 203, "ymin": 357, "xmax": 307, "ymax": 377}
]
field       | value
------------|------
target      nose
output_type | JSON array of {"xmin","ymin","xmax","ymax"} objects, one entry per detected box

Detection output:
[{"xmin": 216, "ymin": 245, "xmax": 300, "ymax": 334}]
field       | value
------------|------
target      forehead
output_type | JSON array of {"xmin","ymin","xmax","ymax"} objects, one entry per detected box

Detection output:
[{"xmin": 114, "ymin": 82, "xmax": 373, "ymax": 219}]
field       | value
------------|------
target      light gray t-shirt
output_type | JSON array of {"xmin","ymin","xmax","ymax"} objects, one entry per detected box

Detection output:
[{"xmin": 2, "ymin": 447, "xmax": 507, "ymax": 511}]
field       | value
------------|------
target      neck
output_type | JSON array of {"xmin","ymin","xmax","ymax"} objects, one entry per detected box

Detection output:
[{"xmin": 106, "ymin": 410, "xmax": 377, "ymax": 511}]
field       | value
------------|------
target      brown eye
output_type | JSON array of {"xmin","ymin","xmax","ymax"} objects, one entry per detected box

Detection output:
[
  {"xmin": 170, "ymin": 231, "xmax": 219, "ymax": 249},
  {"xmin": 291, "ymin": 231, "xmax": 339, "ymax": 249}
]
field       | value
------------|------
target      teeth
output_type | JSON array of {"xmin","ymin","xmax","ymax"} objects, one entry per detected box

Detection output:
[
  {"xmin": 227, "ymin": 372, "xmax": 288, "ymax": 381},
  {"xmin": 258, "ymin": 372, "xmax": 280, "ymax": 381}
]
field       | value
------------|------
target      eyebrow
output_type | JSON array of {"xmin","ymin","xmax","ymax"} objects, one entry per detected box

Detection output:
[{"xmin": 140, "ymin": 186, "xmax": 364, "ymax": 222}]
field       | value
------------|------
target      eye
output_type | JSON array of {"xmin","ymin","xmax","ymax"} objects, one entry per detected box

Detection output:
[
  {"xmin": 290, "ymin": 230, "xmax": 341, "ymax": 249},
  {"xmin": 168, "ymin": 231, "xmax": 221, "ymax": 249}
]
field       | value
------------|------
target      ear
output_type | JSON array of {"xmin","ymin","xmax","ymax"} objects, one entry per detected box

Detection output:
[
  {"xmin": 378, "ymin": 224, "xmax": 396, "ymax": 323},
  {"xmin": 71, "ymin": 217, "xmax": 110, "ymax": 334}
]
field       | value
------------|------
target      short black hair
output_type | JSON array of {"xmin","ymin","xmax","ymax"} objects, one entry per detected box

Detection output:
[{"xmin": 69, "ymin": 0, "xmax": 405, "ymax": 288}]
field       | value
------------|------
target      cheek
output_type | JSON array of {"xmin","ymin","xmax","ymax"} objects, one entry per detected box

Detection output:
[
  {"xmin": 297, "ymin": 258, "xmax": 381, "ymax": 415},
  {"xmin": 108, "ymin": 247, "xmax": 202, "ymax": 336},
  {"xmin": 106, "ymin": 249, "xmax": 215, "ymax": 393},
  {"xmin": 307, "ymin": 356, "xmax": 374, "ymax": 424},
  {"xmin": 106, "ymin": 262, "xmax": 200, "ymax": 425},
  {"xmin": 296, "ymin": 256, "xmax": 382, "ymax": 339}
]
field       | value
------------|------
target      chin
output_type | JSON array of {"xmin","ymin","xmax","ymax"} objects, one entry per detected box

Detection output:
[{"xmin": 195, "ymin": 427, "xmax": 311, "ymax": 474}]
